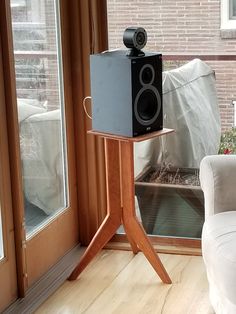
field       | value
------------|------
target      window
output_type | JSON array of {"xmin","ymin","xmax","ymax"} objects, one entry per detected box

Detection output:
[
  {"xmin": 221, "ymin": 0, "xmax": 236, "ymax": 29},
  {"xmin": 107, "ymin": 0, "xmax": 236, "ymax": 241},
  {"xmin": 10, "ymin": 0, "xmax": 69, "ymax": 237},
  {"xmin": 230, "ymin": 0, "xmax": 236, "ymax": 19}
]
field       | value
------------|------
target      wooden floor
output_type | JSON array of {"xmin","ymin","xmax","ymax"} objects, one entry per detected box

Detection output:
[{"xmin": 36, "ymin": 250, "xmax": 214, "ymax": 314}]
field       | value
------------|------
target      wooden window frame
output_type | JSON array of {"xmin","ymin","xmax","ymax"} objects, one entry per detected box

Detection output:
[{"xmin": 67, "ymin": 1, "xmax": 108, "ymax": 245}]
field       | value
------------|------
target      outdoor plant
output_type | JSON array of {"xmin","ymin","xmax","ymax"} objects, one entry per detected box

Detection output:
[
  {"xmin": 146, "ymin": 163, "xmax": 200, "ymax": 186},
  {"xmin": 219, "ymin": 127, "xmax": 236, "ymax": 154}
]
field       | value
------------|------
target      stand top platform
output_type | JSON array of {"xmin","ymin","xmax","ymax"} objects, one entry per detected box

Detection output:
[{"xmin": 87, "ymin": 128, "xmax": 174, "ymax": 142}]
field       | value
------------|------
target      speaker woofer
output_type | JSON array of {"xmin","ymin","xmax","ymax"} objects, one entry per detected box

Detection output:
[{"xmin": 134, "ymin": 86, "xmax": 161, "ymax": 126}]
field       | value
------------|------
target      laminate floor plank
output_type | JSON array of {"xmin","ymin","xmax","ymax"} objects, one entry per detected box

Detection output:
[
  {"xmin": 35, "ymin": 250, "xmax": 134, "ymax": 314},
  {"xmin": 35, "ymin": 250, "xmax": 214, "ymax": 314}
]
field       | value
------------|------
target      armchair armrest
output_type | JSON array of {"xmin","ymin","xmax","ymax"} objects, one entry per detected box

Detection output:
[{"xmin": 200, "ymin": 155, "xmax": 236, "ymax": 218}]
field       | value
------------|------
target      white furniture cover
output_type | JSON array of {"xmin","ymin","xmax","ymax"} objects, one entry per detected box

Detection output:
[
  {"xmin": 200, "ymin": 155, "xmax": 236, "ymax": 314},
  {"xmin": 135, "ymin": 58, "xmax": 221, "ymax": 177},
  {"xmin": 18, "ymin": 99, "xmax": 65, "ymax": 215}
]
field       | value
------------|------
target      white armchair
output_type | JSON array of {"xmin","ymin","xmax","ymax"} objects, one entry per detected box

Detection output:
[{"xmin": 200, "ymin": 155, "xmax": 236, "ymax": 314}]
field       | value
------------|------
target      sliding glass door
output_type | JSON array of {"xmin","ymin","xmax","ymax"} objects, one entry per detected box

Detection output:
[
  {"xmin": 0, "ymin": 0, "xmax": 107, "ymax": 309},
  {"xmin": 8, "ymin": 0, "xmax": 79, "ymax": 287}
]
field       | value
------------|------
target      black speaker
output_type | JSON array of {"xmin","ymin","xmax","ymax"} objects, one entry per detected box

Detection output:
[{"xmin": 90, "ymin": 50, "xmax": 163, "ymax": 137}]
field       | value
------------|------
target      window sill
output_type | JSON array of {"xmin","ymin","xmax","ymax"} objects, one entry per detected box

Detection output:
[{"xmin": 221, "ymin": 28, "xmax": 236, "ymax": 39}]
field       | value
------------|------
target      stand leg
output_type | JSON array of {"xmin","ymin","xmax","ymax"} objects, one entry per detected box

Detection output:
[
  {"xmin": 69, "ymin": 138, "xmax": 122, "ymax": 280},
  {"xmin": 122, "ymin": 221, "xmax": 139, "ymax": 254},
  {"xmin": 120, "ymin": 141, "xmax": 172, "ymax": 284},
  {"xmin": 124, "ymin": 218, "xmax": 171, "ymax": 284},
  {"xmin": 69, "ymin": 215, "xmax": 120, "ymax": 280},
  {"xmin": 118, "ymin": 141, "xmax": 139, "ymax": 254}
]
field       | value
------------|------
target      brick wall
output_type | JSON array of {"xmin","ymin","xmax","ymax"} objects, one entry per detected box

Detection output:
[
  {"xmin": 44, "ymin": 0, "xmax": 61, "ymax": 110},
  {"xmin": 12, "ymin": 0, "xmax": 60, "ymax": 111},
  {"xmin": 107, "ymin": 0, "xmax": 236, "ymax": 131}
]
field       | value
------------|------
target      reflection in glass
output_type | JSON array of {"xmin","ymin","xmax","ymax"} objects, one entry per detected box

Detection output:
[{"xmin": 10, "ymin": 0, "xmax": 68, "ymax": 237}]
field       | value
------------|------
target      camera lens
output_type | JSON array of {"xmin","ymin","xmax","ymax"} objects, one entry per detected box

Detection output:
[{"xmin": 136, "ymin": 32, "xmax": 145, "ymax": 47}]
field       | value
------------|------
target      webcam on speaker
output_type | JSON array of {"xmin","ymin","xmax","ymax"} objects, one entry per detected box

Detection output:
[{"xmin": 123, "ymin": 27, "xmax": 147, "ymax": 57}]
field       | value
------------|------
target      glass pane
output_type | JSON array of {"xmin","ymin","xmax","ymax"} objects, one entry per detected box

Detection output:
[
  {"xmin": 10, "ymin": 0, "xmax": 68, "ymax": 237},
  {"xmin": 230, "ymin": 0, "xmax": 236, "ymax": 19},
  {"xmin": 0, "ymin": 209, "xmax": 3, "ymax": 260},
  {"xmin": 107, "ymin": 1, "xmax": 236, "ymax": 239}
]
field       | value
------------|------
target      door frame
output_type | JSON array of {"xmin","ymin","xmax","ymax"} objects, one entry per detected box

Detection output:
[
  {"xmin": 0, "ymin": 26, "xmax": 18, "ymax": 312},
  {"xmin": 0, "ymin": 0, "xmax": 80, "ymax": 294},
  {"xmin": 0, "ymin": 0, "xmax": 27, "ymax": 297}
]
